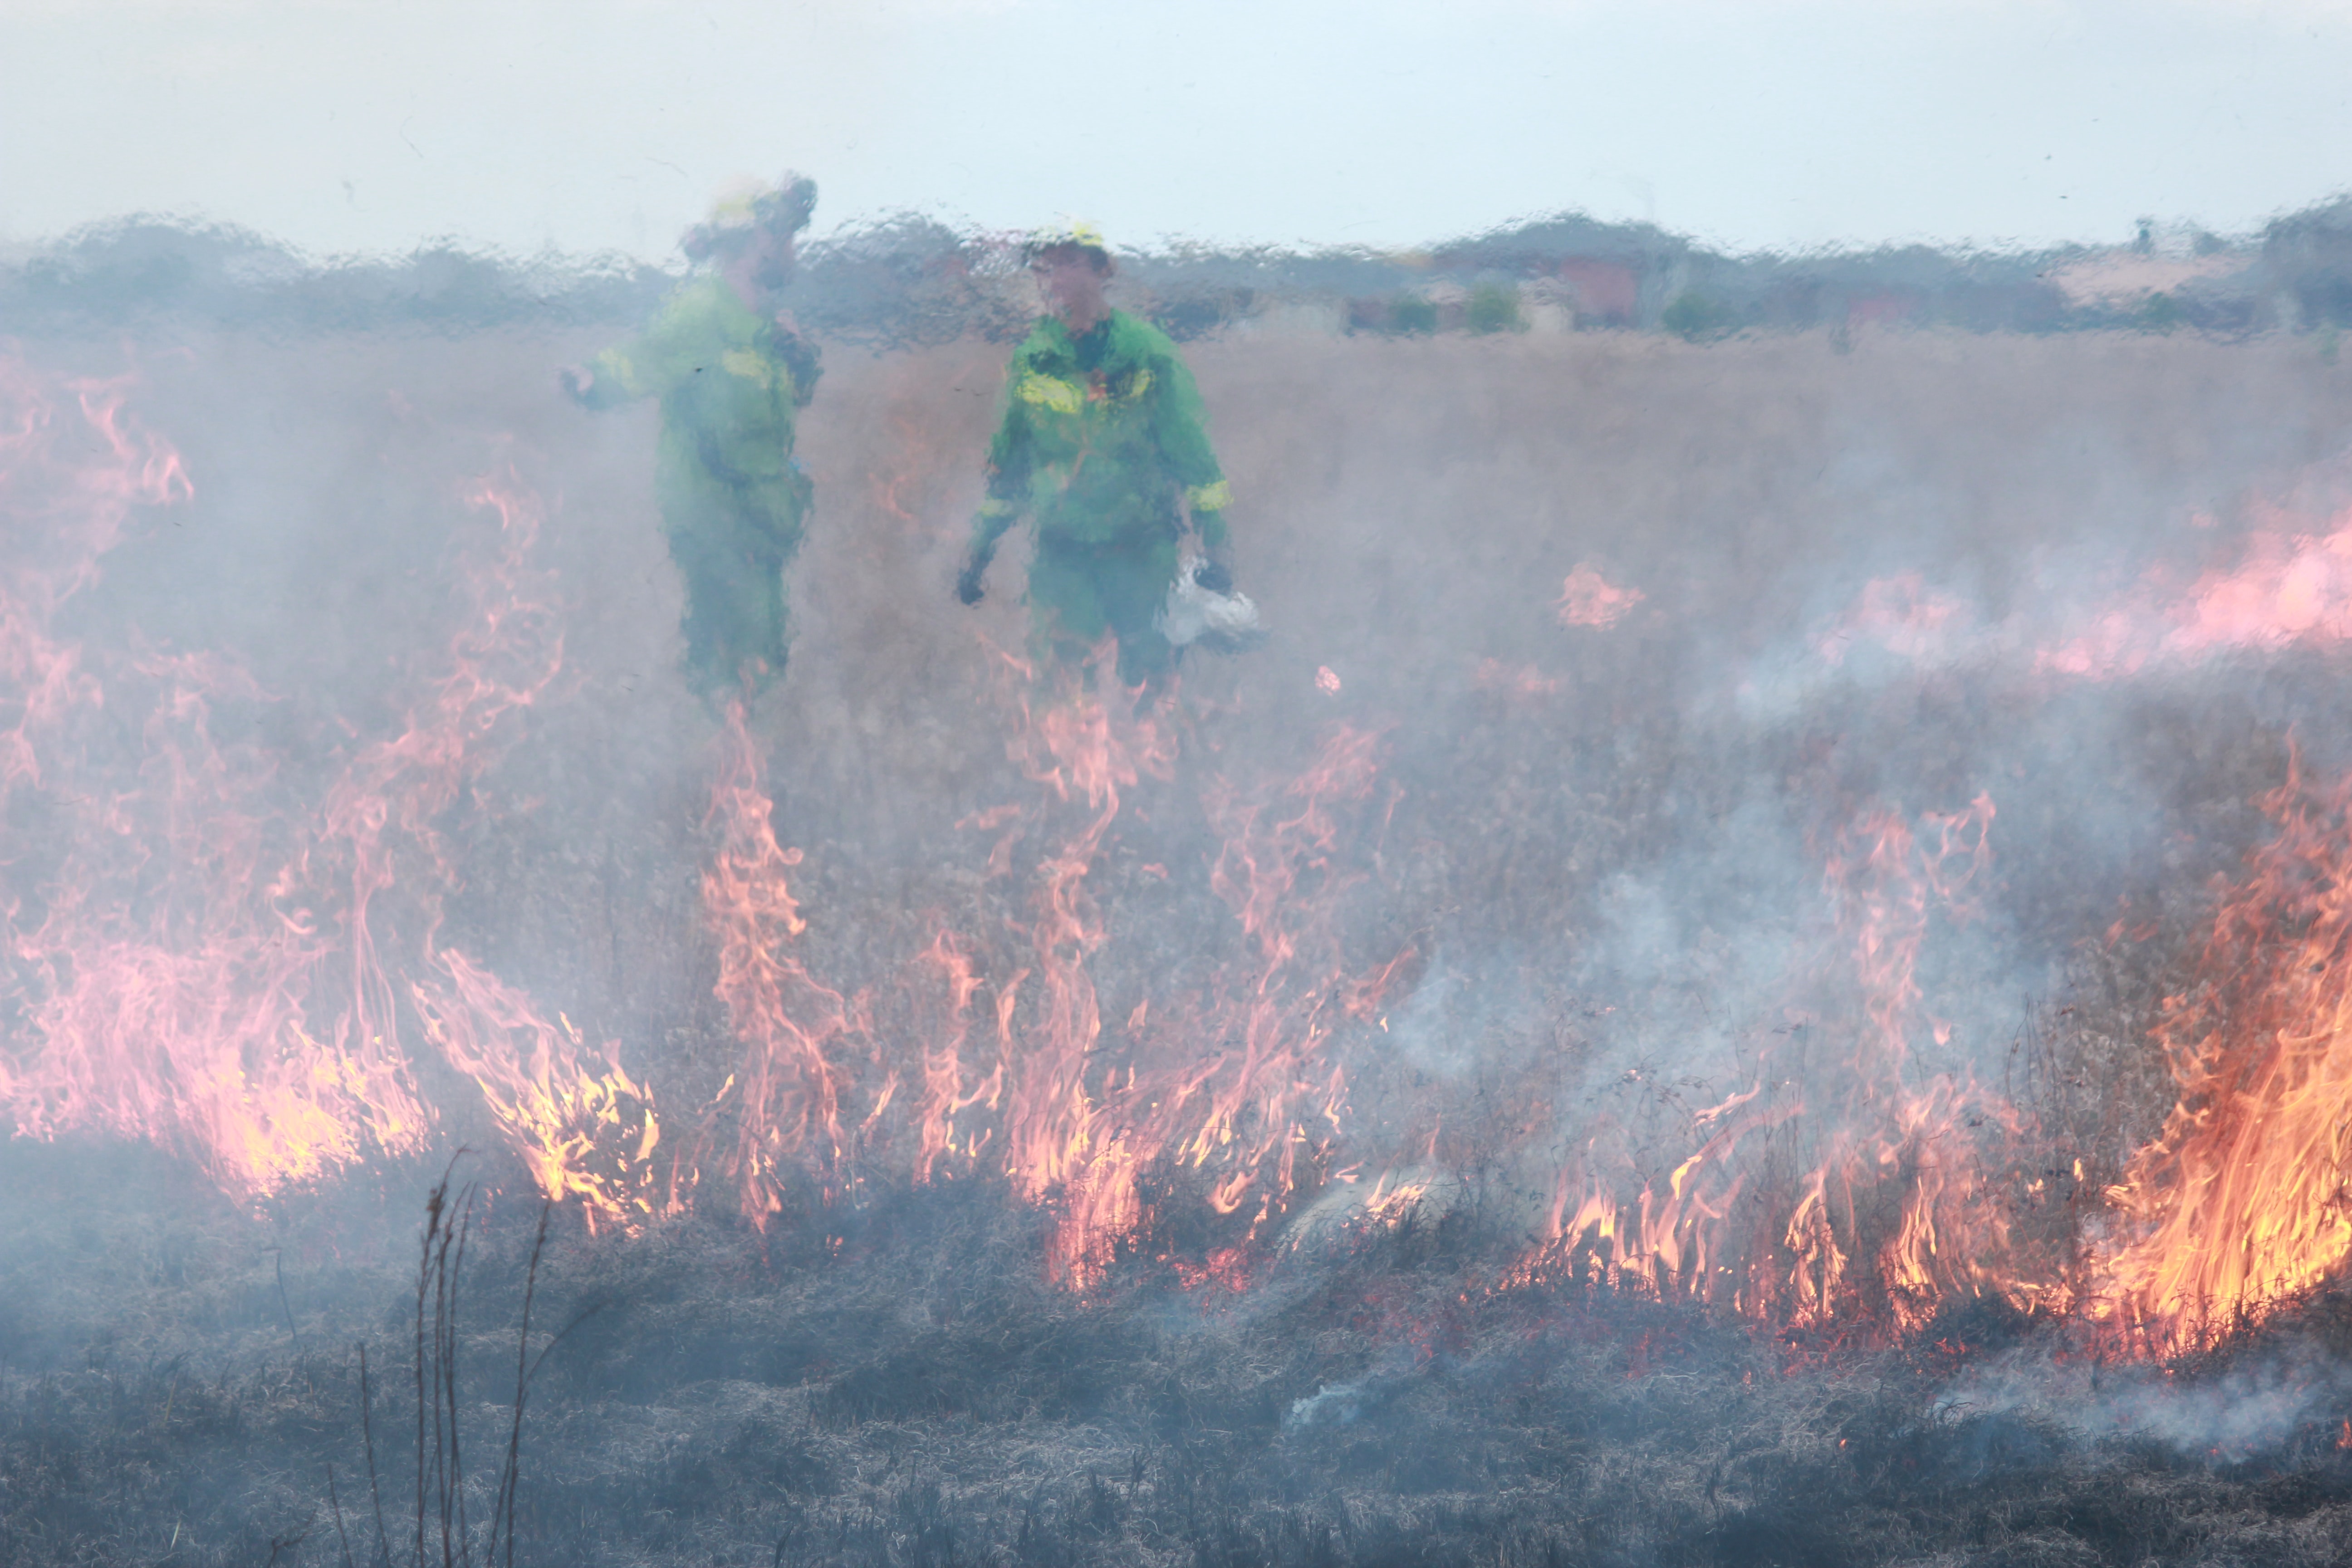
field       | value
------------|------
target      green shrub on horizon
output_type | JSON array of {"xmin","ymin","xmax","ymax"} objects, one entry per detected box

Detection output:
[
  {"xmin": 1663, "ymin": 289, "xmax": 1735, "ymax": 341},
  {"xmin": 1466, "ymin": 282, "xmax": 1525, "ymax": 335},
  {"xmin": 1388, "ymin": 293, "xmax": 1439, "ymax": 335}
]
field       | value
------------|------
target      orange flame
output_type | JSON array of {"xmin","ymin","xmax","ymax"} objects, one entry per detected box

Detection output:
[
  {"xmin": 2039, "ymin": 497, "xmax": 2352, "ymax": 678},
  {"xmin": 45, "ymin": 353, "xmax": 2352, "ymax": 1356},
  {"xmin": 1817, "ymin": 573, "xmax": 1972, "ymax": 670},
  {"xmin": 700, "ymin": 701, "xmax": 859, "ymax": 1222},
  {"xmin": 995, "ymin": 657, "xmax": 1175, "ymax": 1278},
  {"xmin": 1512, "ymin": 794, "xmax": 2038, "ymax": 1335},
  {"xmin": 911, "ymin": 926, "xmax": 993, "ymax": 1184},
  {"xmin": 1557, "ymin": 564, "xmax": 1645, "ymax": 629},
  {"xmin": 1041, "ymin": 717, "xmax": 1386, "ymax": 1284},
  {"xmin": 298, "ymin": 470, "xmax": 569, "ymax": 1188},
  {"xmin": 2094, "ymin": 756, "xmax": 2352, "ymax": 1350},
  {"xmin": 3, "ymin": 648, "xmax": 423, "ymax": 1196},
  {"xmin": 1180, "ymin": 724, "xmax": 1382, "ymax": 1191},
  {"xmin": 874, "ymin": 646, "xmax": 1399, "ymax": 1286},
  {"xmin": 412, "ymin": 949, "xmax": 665, "ymax": 1231},
  {"xmin": 0, "ymin": 353, "xmax": 642, "ymax": 1216},
  {"xmin": 0, "ymin": 354, "xmax": 426, "ymax": 1195}
]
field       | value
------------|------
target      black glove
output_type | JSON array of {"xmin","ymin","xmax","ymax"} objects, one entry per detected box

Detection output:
[
  {"xmin": 1193, "ymin": 560, "xmax": 1234, "ymax": 596},
  {"xmin": 956, "ymin": 557, "xmax": 987, "ymax": 606}
]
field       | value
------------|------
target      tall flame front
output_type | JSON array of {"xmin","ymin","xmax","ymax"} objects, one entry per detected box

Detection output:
[
  {"xmin": 2093, "ymin": 756, "xmax": 2352, "ymax": 1351},
  {"xmin": 11, "ymin": 346, "xmax": 2352, "ymax": 1360}
]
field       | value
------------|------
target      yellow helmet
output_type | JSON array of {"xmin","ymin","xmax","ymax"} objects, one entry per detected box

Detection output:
[
  {"xmin": 1022, "ymin": 219, "xmax": 1112, "ymax": 268},
  {"xmin": 686, "ymin": 173, "xmax": 818, "ymax": 259}
]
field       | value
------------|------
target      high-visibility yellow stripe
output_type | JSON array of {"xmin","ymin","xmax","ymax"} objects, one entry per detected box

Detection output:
[
  {"xmin": 1016, "ymin": 371, "xmax": 1084, "ymax": 415},
  {"xmin": 593, "ymin": 350, "xmax": 641, "ymax": 395},
  {"xmin": 977, "ymin": 499, "xmax": 1016, "ymax": 518},
  {"xmin": 720, "ymin": 348, "xmax": 774, "ymax": 387},
  {"xmin": 1185, "ymin": 479, "xmax": 1233, "ymax": 513}
]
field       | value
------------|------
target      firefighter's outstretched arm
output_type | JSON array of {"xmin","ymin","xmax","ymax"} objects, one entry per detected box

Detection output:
[
  {"xmin": 561, "ymin": 337, "xmax": 657, "ymax": 412},
  {"xmin": 958, "ymin": 500, "xmax": 1019, "ymax": 605},
  {"xmin": 960, "ymin": 388, "xmax": 1034, "ymax": 606}
]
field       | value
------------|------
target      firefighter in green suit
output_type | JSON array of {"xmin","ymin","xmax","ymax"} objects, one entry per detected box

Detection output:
[
  {"xmin": 563, "ymin": 176, "xmax": 821, "ymax": 700},
  {"xmin": 957, "ymin": 225, "xmax": 1236, "ymax": 690}
]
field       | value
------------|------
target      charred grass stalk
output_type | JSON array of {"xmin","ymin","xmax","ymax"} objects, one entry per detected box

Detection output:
[
  {"xmin": 328, "ymin": 1460, "xmax": 354, "ymax": 1568},
  {"xmin": 361, "ymin": 1343, "xmax": 393, "ymax": 1568},
  {"xmin": 487, "ymin": 1204, "xmax": 547, "ymax": 1568},
  {"xmin": 413, "ymin": 1172, "xmax": 474, "ymax": 1568},
  {"xmin": 378, "ymin": 1176, "xmax": 567, "ymax": 1568}
]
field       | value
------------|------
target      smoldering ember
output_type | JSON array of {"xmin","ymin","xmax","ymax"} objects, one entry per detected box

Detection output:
[{"xmin": 13, "ymin": 206, "xmax": 2352, "ymax": 1568}]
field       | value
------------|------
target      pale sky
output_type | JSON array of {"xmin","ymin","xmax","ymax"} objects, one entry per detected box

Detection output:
[{"xmin": 4, "ymin": 0, "xmax": 2349, "ymax": 263}]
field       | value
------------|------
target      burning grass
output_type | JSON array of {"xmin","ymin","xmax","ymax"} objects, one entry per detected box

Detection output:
[{"xmin": 8, "ymin": 321, "xmax": 2352, "ymax": 1560}]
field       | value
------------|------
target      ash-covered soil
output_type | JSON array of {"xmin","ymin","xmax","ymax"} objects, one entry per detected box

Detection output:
[
  {"xmin": 8, "ymin": 1141, "xmax": 2352, "ymax": 1568},
  {"xmin": 7, "ymin": 322, "xmax": 2352, "ymax": 1564}
]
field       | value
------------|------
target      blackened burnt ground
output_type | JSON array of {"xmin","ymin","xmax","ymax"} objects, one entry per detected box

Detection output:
[{"xmin": 7, "ymin": 1149, "xmax": 2352, "ymax": 1568}]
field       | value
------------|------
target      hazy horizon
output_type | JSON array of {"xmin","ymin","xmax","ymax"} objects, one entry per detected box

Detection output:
[{"xmin": 8, "ymin": 0, "xmax": 2352, "ymax": 266}]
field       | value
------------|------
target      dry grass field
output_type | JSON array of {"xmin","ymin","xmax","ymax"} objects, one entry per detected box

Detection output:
[{"xmin": 7, "ymin": 319, "xmax": 2352, "ymax": 1565}]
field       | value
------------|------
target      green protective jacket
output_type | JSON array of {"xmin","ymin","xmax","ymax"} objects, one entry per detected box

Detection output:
[
  {"xmin": 971, "ymin": 310, "xmax": 1230, "ymax": 559},
  {"xmin": 584, "ymin": 271, "xmax": 819, "ymax": 500},
  {"xmin": 582, "ymin": 273, "xmax": 821, "ymax": 692}
]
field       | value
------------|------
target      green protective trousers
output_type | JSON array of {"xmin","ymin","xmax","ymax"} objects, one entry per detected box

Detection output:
[
  {"xmin": 657, "ymin": 455, "xmax": 811, "ymax": 696},
  {"xmin": 1027, "ymin": 532, "xmax": 1181, "ymax": 689}
]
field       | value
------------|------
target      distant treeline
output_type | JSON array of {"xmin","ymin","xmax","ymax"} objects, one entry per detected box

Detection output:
[{"xmin": 10, "ymin": 195, "xmax": 2352, "ymax": 343}]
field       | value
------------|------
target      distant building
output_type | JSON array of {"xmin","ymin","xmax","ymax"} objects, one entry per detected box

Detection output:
[
  {"xmin": 2043, "ymin": 251, "xmax": 2240, "ymax": 311},
  {"xmin": 1556, "ymin": 259, "xmax": 1640, "ymax": 326}
]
